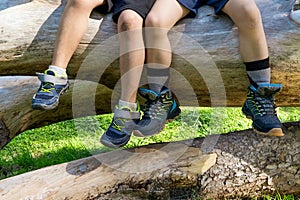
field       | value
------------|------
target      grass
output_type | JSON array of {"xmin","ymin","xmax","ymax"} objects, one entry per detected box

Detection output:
[
  {"xmin": 0, "ymin": 107, "xmax": 299, "ymax": 198},
  {"xmin": 261, "ymin": 193, "xmax": 298, "ymax": 200}
]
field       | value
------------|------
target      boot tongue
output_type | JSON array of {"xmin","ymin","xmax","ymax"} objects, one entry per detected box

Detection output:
[
  {"xmin": 256, "ymin": 84, "xmax": 282, "ymax": 97},
  {"xmin": 159, "ymin": 88, "xmax": 172, "ymax": 99}
]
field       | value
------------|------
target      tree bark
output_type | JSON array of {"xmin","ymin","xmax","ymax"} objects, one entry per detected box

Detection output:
[
  {"xmin": 0, "ymin": 0, "xmax": 300, "ymax": 107},
  {"xmin": 0, "ymin": 122, "xmax": 299, "ymax": 199}
]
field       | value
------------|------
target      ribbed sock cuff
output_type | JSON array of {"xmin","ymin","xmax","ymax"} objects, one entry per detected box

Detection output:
[
  {"xmin": 244, "ymin": 57, "xmax": 269, "ymax": 71},
  {"xmin": 118, "ymin": 99, "xmax": 137, "ymax": 111},
  {"xmin": 245, "ymin": 57, "xmax": 270, "ymax": 86},
  {"xmin": 49, "ymin": 65, "xmax": 67, "ymax": 77}
]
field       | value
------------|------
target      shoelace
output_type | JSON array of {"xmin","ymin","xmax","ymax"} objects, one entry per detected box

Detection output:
[
  {"xmin": 144, "ymin": 99, "xmax": 168, "ymax": 119},
  {"xmin": 112, "ymin": 118, "xmax": 127, "ymax": 131},
  {"xmin": 252, "ymin": 96, "xmax": 277, "ymax": 116},
  {"xmin": 40, "ymin": 82, "xmax": 55, "ymax": 93}
]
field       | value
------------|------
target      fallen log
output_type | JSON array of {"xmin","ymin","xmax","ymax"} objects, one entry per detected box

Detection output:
[
  {"xmin": 0, "ymin": 0, "xmax": 299, "ymax": 107},
  {"xmin": 0, "ymin": 122, "xmax": 299, "ymax": 199}
]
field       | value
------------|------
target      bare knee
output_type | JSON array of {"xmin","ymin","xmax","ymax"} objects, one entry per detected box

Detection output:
[
  {"xmin": 118, "ymin": 10, "xmax": 143, "ymax": 32},
  {"xmin": 236, "ymin": 4, "xmax": 262, "ymax": 30},
  {"xmin": 66, "ymin": 0, "xmax": 99, "ymax": 11},
  {"xmin": 145, "ymin": 13, "xmax": 163, "ymax": 28},
  {"xmin": 144, "ymin": 13, "xmax": 170, "ymax": 39}
]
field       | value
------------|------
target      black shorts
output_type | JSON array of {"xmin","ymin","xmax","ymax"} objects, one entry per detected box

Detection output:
[
  {"xmin": 178, "ymin": 0, "xmax": 230, "ymax": 17},
  {"xmin": 94, "ymin": 0, "xmax": 114, "ymax": 14},
  {"xmin": 112, "ymin": 0, "xmax": 156, "ymax": 23},
  {"xmin": 112, "ymin": 0, "xmax": 229, "ymax": 23}
]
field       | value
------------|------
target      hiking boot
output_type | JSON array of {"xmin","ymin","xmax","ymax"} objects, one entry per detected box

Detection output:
[
  {"xmin": 100, "ymin": 105, "xmax": 141, "ymax": 148},
  {"xmin": 242, "ymin": 83, "xmax": 284, "ymax": 136},
  {"xmin": 32, "ymin": 69, "xmax": 69, "ymax": 110},
  {"xmin": 133, "ymin": 87, "xmax": 181, "ymax": 137}
]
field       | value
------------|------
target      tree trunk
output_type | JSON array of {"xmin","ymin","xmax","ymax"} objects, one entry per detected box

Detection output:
[
  {"xmin": 0, "ymin": 0, "xmax": 299, "ymax": 107},
  {"xmin": 0, "ymin": 122, "xmax": 299, "ymax": 199}
]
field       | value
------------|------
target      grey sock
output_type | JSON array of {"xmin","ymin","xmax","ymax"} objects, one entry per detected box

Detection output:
[
  {"xmin": 147, "ymin": 67, "xmax": 170, "ymax": 93},
  {"xmin": 247, "ymin": 68, "xmax": 270, "ymax": 85},
  {"xmin": 244, "ymin": 57, "xmax": 270, "ymax": 85}
]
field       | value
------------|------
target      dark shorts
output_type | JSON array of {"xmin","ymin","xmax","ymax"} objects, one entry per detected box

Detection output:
[
  {"xmin": 112, "ymin": 0, "xmax": 230, "ymax": 23},
  {"xmin": 112, "ymin": 0, "xmax": 156, "ymax": 23},
  {"xmin": 178, "ymin": 0, "xmax": 230, "ymax": 17}
]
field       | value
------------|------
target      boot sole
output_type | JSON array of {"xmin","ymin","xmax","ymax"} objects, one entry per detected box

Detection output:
[
  {"xmin": 254, "ymin": 127, "xmax": 284, "ymax": 137},
  {"xmin": 100, "ymin": 134, "xmax": 130, "ymax": 149},
  {"xmin": 133, "ymin": 112, "xmax": 180, "ymax": 137},
  {"xmin": 244, "ymin": 114, "xmax": 284, "ymax": 137}
]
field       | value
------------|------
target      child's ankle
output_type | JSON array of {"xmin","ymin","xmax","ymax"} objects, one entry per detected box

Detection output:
[
  {"xmin": 118, "ymin": 99, "xmax": 137, "ymax": 111},
  {"xmin": 48, "ymin": 65, "xmax": 67, "ymax": 78}
]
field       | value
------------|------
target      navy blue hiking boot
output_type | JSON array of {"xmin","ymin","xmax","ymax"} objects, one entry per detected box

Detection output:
[
  {"xmin": 242, "ymin": 83, "xmax": 284, "ymax": 136},
  {"xmin": 133, "ymin": 87, "xmax": 181, "ymax": 137},
  {"xmin": 100, "ymin": 105, "xmax": 141, "ymax": 148},
  {"xmin": 32, "ymin": 69, "xmax": 69, "ymax": 110}
]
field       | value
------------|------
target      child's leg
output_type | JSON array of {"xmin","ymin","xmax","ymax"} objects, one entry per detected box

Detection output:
[
  {"xmin": 222, "ymin": 0, "xmax": 283, "ymax": 136},
  {"xmin": 52, "ymin": 0, "xmax": 106, "ymax": 69},
  {"xmin": 132, "ymin": 0, "xmax": 189, "ymax": 137},
  {"xmin": 32, "ymin": 0, "xmax": 106, "ymax": 110},
  {"xmin": 117, "ymin": 10, "xmax": 144, "ymax": 104},
  {"xmin": 144, "ymin": 0, "xmax": 189, "ymax": 92},
  {"xmin": 222, "ymin": 0, "xmax": 268, "ymax": 62},
  {"xmin": 101, "ymin": 2, "xmax": 154, "ymax": 148},
  {"xmin": 222, "ymin": 0, "xmax": 270, "ymax": 85}
]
